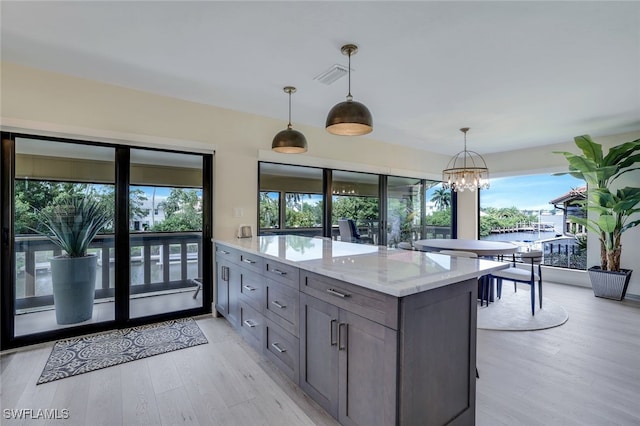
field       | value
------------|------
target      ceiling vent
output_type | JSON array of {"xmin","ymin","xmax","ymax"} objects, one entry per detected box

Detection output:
[{"xmin": 314, "ymin": 64, "xmax": 348, "ymax": 85}]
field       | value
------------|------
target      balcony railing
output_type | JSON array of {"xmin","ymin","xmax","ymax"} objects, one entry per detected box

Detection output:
[{"xmin": 15, "ymin": 232, "xmax": 202, "ymax": 311}]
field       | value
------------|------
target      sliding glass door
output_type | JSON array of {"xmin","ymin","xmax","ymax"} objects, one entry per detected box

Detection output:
[
  {"xmin": 332, "ymin": 170, "xmax": 380, "ymax": 245},
  {"xmin": 1, "ymin": 133, "xmax": 213, "ymax": 350},
  {"xmin": 257, "ymin": 162, "xmax": 454, "ymax": 246},
  {"xmin": 259, "ymin": 163, "xmax": 324, "ymax": 237},
  {"xmin": 387, "ymin": 176, "xmax": 423, "ymax": 247},
  {"xmin": 129, "ymin": 148, "xmax": 205, "ymax": 318},
  {"xmin": 12, "ymin": 137, "xmax": 116, "ymax": 336}
]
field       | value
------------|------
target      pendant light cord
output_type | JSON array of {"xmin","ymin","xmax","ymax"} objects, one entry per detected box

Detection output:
[
  {"xmin": 287, "ymin": 90, "xmax": 292, "ymax": 129},
  {"xmin": 347, "ymin": 51, "xmax": 353, "ymax": 101}
]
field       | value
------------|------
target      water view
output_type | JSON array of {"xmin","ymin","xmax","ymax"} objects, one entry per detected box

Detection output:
[{"xmin": 481, "ymin": 214, "xmax": 565, "ymax": 244}]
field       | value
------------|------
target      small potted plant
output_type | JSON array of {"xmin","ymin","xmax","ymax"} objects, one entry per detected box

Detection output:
[
  {"xmin": 555, "ymin": 135, "xmax": 640, "ymax": 300},
  {"xmin": 35, "ymin": 194, "xmax": 111, "ymax": 324}
]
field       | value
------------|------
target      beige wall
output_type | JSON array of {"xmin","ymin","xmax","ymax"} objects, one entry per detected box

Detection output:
[{"xmin": 2, "ymin": 62, "xmax": 639, "ymax": 297}]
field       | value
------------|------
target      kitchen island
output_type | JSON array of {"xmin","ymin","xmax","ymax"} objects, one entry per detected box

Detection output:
[{"xmin": 214, "ymin": 235, "xmax": 507, "ymax": 426}]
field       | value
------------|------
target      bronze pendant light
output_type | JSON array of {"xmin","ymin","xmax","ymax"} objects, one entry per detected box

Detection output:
[
  {"xmin": 272, "ymin": 86, "xmax": 308, "ymax": 154},
  {"xmin": 325, "ymin": 44, "xmax": 373, "ymax": 136}
]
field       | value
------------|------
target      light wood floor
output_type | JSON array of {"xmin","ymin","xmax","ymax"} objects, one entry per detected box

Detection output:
[{"xmin": 1, "ymin": 282, "xmax": 639, "ymax": 425}]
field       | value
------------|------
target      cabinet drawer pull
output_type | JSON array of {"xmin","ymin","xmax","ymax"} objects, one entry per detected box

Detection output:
[
  {"xmin": 338, "ymin": 322, "xmax": 348, "ymax": 351},
  {"xmin": 272, "ymin": 268, "xmax": 287, "ymax": 275},
  {"xmin": 271, "ymin": 342, "xmax": 287, "ymax": 353},
  {"xmin": 242, "ymin": 258, "xmax": 256, "ymax": 264},
  {"xmin": 271, "ymin": 300, "xmax": 286, "ymax": 309},
  {"xmin": 330, "ymin": 319, "xmax": 337, "ymax": 346},
  {"xmin": 243, "ymin": 319, "xmax": 257, "ymax": 328},
  {"xmin": 219, "ymin": 250, "xmax": 230, "ymax": 255},
  {"xmin": 243, "ymin": 285, "xmax": 256, "ymax": 292},
  {"xmin": 221, "ymin": 266, "xmax": 229, "ymax": 281},
  {"xmin": 327, "ymin": 288, "xmax": 350, "ymax": 298}
]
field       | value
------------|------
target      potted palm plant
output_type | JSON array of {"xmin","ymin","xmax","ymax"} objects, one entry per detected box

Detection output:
[
  {"xmin": 35, "ymin": 194, "xmax": 111, "ymax": 324},
  {"xmin": 555, "ymin": 135, "xmax": 640, "ymax": 300}
]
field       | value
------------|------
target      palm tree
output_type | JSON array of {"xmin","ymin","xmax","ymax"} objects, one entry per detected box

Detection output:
[{"xmin": 430, "ymin": 188, "xmax": 451, "ymax": 211}]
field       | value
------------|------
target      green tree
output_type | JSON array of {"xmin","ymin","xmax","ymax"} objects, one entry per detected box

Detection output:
[
  {"xmin": 94, "ymin": 186, "xmax": 148, "ymax": 232},
  {"xmin": 152, "ymin": 188, "xmax": 202, "ymax": 231},
  {"xmin": 430, "ymin": 188, "xmax": 451, "ymax": 211},
  {"xmin": 388, "ymin": 197, "xmax": 417, "ymax": 244},
  {"xmin": 15, "ymin": 181, "xmax": 93, "ymax": 234},
  {"xmin": 478, "ymin": 207, "xmax": 536, "ymax": 237},
  {"xmin": 426, "ymin": 208, "xmax": 452, "ymax": 227},
  {"xmin": 259, "ymin": 192, "xmax": 280, "ymax": 228},
  {"xmin": 332, "ymin": 196, "xmax": 378, "ymax": 225},
  {"xmin": 283, "ymin": 193, "xmax": 322, "ymax": 228}
]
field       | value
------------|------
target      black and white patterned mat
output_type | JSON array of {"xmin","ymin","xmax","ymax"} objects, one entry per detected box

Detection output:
[{"xmin": 37, "ymin": 318, "xmax": 208, "ymax": 384}]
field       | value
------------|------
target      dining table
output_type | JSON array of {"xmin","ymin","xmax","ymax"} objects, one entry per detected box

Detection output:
[
  {"xmin": 413, "ymin": 238, "xmax": 521, "ymax": 304},
  {"xmin": 413, "ymin": 238, "xmax": 521, "ymax": 257}
]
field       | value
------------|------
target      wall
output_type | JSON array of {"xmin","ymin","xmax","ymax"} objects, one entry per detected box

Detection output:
[
  {"xmin": 2, "ymin": 62, "xmax": 639, "ymax": 296},
  {"xmin": 455, "ymin": 191, "xmax": 479, "ymax": 239}
]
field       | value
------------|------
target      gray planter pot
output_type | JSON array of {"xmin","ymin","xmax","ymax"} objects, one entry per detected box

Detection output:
[
  {"xmin": 50, "ymin": 254, "xmax": 97, "ymax": 324},
  {"xmin": 588, "ymin": 266, "xmax": 632, "ymax": 301}
]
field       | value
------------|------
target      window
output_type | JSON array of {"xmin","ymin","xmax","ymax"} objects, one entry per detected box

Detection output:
[
  {"xmin": 425, "ymin": 183, "xmax": 452, "ymax": 239},
  {"xmin": 258, "ymin": 162, "xmax": 455, "ymax": 246},
  {"xmin": 387, "ymin": 176, "xmax": 423, "ymax": 246},
  {"xmin": 332, "ymin": 170, "xmax": 379, "ymax": 245},
  {"xmin": 259, "ymin": 163, "xmax": 323, "ymax": 237},
  {"xmin": 285, "ymin": 193, "xmax": 323, "ymax": 228},
  {"xmin": 479, "ymin": 174, "xmax": 586, "ymax": 270},
  {"xmin": 259, "ymin": 191, "xmax": 280, "ymax": 229}
]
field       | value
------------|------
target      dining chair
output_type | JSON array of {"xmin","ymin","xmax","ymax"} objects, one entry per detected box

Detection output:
[
  {"xmin": 338, "ymin": 218, "xmax": 372, "ymax": 244},
  {"xmin": 338, "ymin": 219, "xmax": 355, "ymax": 242},
  {"xmin": 491, "ymin": 250, "xmax": 543, "ymax": 315}
]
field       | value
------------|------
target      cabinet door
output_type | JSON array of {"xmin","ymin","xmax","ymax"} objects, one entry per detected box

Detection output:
[
  {"xmin": 227, "ymin": 265, "xmax": 240, "ymax": 327},
  {"xmin": 338, "ymin": 310, "xmax": 397, "ymax": 426},
  {"xmin": 215, "ymin": 259, "xmax": 231, "ymax": 317},
  {"xmin": 299, "ymin": 293, "xmax": 340, "ymax": 417}
]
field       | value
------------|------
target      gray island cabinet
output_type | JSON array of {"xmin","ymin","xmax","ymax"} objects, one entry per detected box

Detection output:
[{"xmin": 214, "ymin": 235, "xmax": 507, "ymax": 426}]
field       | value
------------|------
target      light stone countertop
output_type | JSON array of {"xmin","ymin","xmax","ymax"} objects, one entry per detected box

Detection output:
[{"xmin": 215, "ymin": 235, "xmax": 509, "ymax": 297}]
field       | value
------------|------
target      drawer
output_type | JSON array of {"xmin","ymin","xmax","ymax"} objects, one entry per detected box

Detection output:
[
  {"xmin": 264, "ymin": 259, "xmax": 299, "ymax": 289},
  {"xmin": 300, "ymin": 270, "xmax": 399, "ymax": 330},
  {"xmin": 238, "ymin": 251, "xmax": 264, "ymax": 274},
  {"xmin": 239, "ymin": 269, "xmax": 264, "ymax": 312},
  {"xmin": 264, "ymin": 278, "xmax": 299, "ymax": 337},
  {"xmin": 264, "ymin": 318, "xmax": 299, "ymax": 383},
  {"xmin": 238, "ymin": 301, "xmax": 264, "ymax": 352},
  {"xmin": 215, "ymin": 244, "xmax": 238, "ymax": 263}
]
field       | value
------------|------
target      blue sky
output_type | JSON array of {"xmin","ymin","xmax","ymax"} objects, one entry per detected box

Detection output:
[
  {"xmin": 133, "ymin": 186, "xmax": 171, "ymax": 198},
  {"xmin": 132, "ymin": 186, "xmax": 202, "ymax": 198},
  {"xmin": 479, "ymin": 174, "xmax": 584, "ymax": 211}
]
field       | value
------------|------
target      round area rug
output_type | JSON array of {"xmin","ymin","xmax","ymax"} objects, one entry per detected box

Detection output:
[{"xmin": 477, "ymin": 289, "xmax": 568, "ymax": 331}]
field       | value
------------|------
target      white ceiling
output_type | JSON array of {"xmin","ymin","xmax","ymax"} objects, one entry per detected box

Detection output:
[{"xmin": 1, "ymin": 1, "xmax": 639, "ymax": 155}]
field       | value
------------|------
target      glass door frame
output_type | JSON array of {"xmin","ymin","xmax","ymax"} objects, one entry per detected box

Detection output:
[{"xmin": 0, "ymin": 132, "xmax": 213, "ymax": 351}]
